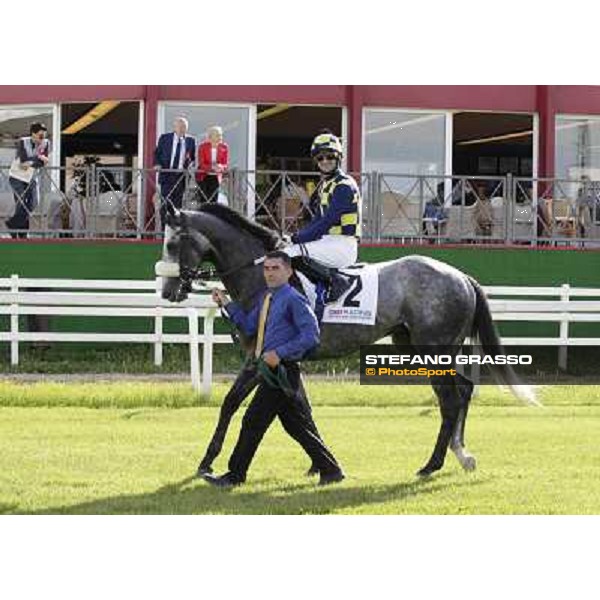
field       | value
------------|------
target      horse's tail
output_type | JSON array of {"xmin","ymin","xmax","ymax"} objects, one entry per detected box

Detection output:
[{"xmin": 468, "ymin": 276, "xmax": 540, "ymax": 407}]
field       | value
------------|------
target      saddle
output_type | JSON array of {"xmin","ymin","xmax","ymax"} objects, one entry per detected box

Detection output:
[{"xmin": 291, "ymin": 256, "xmax": 353, "ymax": 304}]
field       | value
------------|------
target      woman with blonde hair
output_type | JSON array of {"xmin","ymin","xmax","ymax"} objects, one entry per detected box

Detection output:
[{"xmin": 196, "ymin": 125, "xmax": 229, "ymax": 203}]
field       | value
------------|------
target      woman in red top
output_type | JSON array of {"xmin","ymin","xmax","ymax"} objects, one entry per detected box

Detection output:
[{"xmin": 196, "ymin": 125, "xmax": 229, "ymax": 203}]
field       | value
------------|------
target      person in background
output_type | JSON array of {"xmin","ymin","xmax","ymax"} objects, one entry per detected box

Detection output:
[
  {"xmin": 154, "ymin": 117, "xmax": 196, "ymax": 229},
  {"xmin": 474, "ymin": 181, "xmax": 493, "ymax": 238},
  {"xmin": 196, "ymin": 125, "xmax": 229, "ymax": 203},
  {"xmin": 576, "ymin": 175, "xmax": 600, "ymax": 236},
  {"xmin": 6, "ymin": 122, "xmax": 51, "ymax": 238}
]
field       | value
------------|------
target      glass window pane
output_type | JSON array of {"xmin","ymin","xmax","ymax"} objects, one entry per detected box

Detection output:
[
  {"xmin": 555, "ymin": 115, "xmax": 600, "ymax": 180},
  {"xmin": 0, "ymin": 105, "xmax": 54, "ymax": 219},
  {"xmin": 0, "ymin": 105, "xmax": 54, "ymax": 166},
  {"xmin": 161, "ymin": 103, "xmax": 250, "ymax": 170},
  {"xmin": 364, "ymin": 109, "xmax": 446, "ymax": 176}
]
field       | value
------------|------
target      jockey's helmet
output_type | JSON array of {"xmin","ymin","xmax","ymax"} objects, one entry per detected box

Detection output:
[{"xmin": 310, "ymin": 132, "xmax": 343, "ymax": 158}]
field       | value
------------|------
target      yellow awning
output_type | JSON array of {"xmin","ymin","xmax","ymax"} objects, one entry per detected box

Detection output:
[
  {"xmin": 257, "ymin": 104, "xmax": 290, "ymax": 121},
  {"xmin": 62, "ymin": 101, "xmax": 121, "ymax": 135}
]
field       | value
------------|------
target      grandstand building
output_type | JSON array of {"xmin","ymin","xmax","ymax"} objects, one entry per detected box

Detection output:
[
  {"xmin": 1, "ymin": 86, "xmax": 600, "ymax": 304},
  {"xmin": 1, "ymin": 85, "xmax": 600, "ymax": 179},
  {"xmin": 1, "ymin": 85, "xmax": 600, "ymax": 251}
]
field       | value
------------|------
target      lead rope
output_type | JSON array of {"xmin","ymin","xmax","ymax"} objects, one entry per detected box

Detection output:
[
  {"xmin": 255, "ymin": 359, "xmax": 296, "ymax": 398},
  {"xmin": 218, "ymin": 309, "xmax": 294, "ymax": 397}
]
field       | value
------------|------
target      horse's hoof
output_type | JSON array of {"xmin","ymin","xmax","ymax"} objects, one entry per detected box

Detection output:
[
  {"xmin": 461, "ymin": 455, "xmax": 477, "ymax": 472},
  {"xmin": 197, "ymin": 466, "xmax": 213, "ymax": 478}
]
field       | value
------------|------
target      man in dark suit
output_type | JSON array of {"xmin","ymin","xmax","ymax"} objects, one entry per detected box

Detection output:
[{"xmin": 153, "ymin": 117, "xmax": 196, "ymax": 229}]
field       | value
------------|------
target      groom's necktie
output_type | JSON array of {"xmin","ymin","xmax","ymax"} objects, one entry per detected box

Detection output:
[{"xmin": 254, "ymin": 292, "xmax": 273, "ymax": 359}]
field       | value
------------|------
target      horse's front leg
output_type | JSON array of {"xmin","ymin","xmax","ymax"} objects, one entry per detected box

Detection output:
[{"xmin": 197, "ymin": 362, "xmax": 260, "ymax": 476}]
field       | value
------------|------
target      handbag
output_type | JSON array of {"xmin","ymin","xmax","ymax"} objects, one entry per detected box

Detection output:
[{"xmin": 8, "ymin": 158, "xmax": 35, "ymax": 184}]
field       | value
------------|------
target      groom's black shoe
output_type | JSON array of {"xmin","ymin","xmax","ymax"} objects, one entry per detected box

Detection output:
[
  {"xmin": 196, "ymin": 465, "xmax": 213, "ymax": 477},
  {"xmin": 318, "ymin": 469, "xmax": 345, "ymax": 486},
  {"xmin": 201, "ymin": 471, "xmax": 245, "ymax": 489}
]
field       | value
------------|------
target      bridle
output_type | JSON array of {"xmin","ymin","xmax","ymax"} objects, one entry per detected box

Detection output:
[{"xmin": 177, "ymin": 229, "xmax": 266, "ymax": 290}]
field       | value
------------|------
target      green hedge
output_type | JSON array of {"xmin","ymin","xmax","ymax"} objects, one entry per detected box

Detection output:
[
  {"xmin": 2, "ymin": 240, "xmax": 600, "ymax": 344},
  {"xmin": 2, "ymin": 241, "xmax": 600, "ymax": 287}
]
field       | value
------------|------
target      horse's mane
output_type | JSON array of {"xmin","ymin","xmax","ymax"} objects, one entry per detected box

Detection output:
[{"xmin": 198, "ymin": 203, "xmax": 280, "ymax": 250}]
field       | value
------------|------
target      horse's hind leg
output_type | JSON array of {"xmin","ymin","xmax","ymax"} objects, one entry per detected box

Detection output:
[
  {"xmin": 417, "ymin": 374, "xmax": 461, "ymax": 478},
  {"xmin": 449, "ymin": 373, "xmax": 477, "ymax": 472}
]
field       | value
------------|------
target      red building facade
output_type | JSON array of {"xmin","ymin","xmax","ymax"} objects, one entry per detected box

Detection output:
[{"xmin": 1, "ymin": 85, "xmax": 600, "ymax": 178}]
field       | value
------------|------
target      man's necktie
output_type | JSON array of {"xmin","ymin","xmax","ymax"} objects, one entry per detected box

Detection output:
[
  {"xmin": 254, "ymin": 292, "xmax": 272, "ymax": 359},
  {"xmin": 172, "ymin": 138, "xmax": 183, "ymax": 169}
]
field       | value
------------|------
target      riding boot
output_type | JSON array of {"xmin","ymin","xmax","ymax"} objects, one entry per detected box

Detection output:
[{"xmin": 291, "ymin": 256, "xmax": 351, "ymax": 304}]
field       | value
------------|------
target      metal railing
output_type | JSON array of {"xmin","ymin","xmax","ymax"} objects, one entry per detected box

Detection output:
[{"xmin": 2, "ymin": 165, "xmax": 600, "ymax": 246}]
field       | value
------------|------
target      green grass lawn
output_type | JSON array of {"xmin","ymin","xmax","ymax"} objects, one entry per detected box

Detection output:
[{"xmin": 0, "ymin": 382, "xmax": 599, "ymax": 514}]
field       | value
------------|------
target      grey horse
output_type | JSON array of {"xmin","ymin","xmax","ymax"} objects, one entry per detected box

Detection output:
[{"xmin": 157, "ymin": 204, "xmax": 537, "ymax": 478}]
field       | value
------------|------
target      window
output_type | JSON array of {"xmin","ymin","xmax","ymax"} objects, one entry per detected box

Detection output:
[
  {"xmin": 555, "ymin": 115, "xmax": 600, "ymax": 181},
  {"xmin": 0, "ymin": 105, "xmax": 55, "ymax": 216},
  {"xmin": 159, "ymin": 103, "xmax": 252, "ymax": 171},
  {"xmin": 363, "ymin": 109, "xmax": 446, "ymax": 176},
  {"xmin": 0, "ymin": 105, "xmax": 54, "ymax": 166}
]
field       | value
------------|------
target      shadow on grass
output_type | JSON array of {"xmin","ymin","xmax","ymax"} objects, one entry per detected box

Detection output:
[{"xmin": 24, "ymin": 472, "xmax": 487, "ymax": 515}]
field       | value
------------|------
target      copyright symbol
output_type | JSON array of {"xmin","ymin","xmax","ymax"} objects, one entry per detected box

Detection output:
[{"xmin": 365, "ymin": 368, "xmax": 376, "ymax": 376}]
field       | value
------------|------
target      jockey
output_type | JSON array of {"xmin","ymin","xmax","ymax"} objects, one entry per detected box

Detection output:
[{"xmin": 283, "ymin": 131, "xmax": 361, "ymax": 303}]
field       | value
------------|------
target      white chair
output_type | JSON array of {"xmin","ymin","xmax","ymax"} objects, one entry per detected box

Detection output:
[
  {"xmin": 380, "ymin": 192, "xmax": 421, "ymax": 238},
  {"xmin": 30, "ymin": 192, "xmax": 64, "ymax": 232},
  {"xmin": 89, "ymin": 191, "xmax": 125, "ymax": 234},
  {"xmin": 445, "ymin": 204, "xmax": 477, "ymax": 240},
  {"xmin": 0, "ymin": 192, "xmax": 14, "ymax": 229},
  {"xmin": 513, "ymin": 204, "xmax": 534, "ymax": 240}
]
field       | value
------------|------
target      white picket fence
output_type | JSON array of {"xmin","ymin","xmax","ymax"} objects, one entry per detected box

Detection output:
[
  {"xmin": 2, "ymin": 276, "xmax": 600, "ymax": 394},
  {"xmin": 0, "ymin": 275, "xmax": 229, "ymax": 395}
]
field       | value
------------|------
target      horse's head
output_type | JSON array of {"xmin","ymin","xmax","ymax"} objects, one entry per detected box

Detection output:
[
  {"xmin": 155, "ymin": 212, "xmax": 213, "ymax": 302},
  {"xmin": 156, "ymin": 205, "xmax": 282, "ymax": 305}
]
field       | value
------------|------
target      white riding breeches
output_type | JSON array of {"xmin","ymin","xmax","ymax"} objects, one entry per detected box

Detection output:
[{"xmin": 283, "ymin": 235, "xmax": 358, "ymax": 268}]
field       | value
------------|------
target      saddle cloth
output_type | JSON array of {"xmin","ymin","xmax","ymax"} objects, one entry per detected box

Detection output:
[{"xmin": 297, "ymin": 264, "xmax": 378, "ymax": 326}]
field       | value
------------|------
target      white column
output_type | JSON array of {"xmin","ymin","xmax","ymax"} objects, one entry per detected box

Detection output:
[
  {"xmin": 444, "ymin": 112, "xmax": 454, "ymax": 206},
  {"xmin": 341, "ymin": 105, "xmax": 349, "ymax": 172},
  {"xmin": 246, "ymin": 104, "xmax": 257, "ymax": 219},
  {"xmin": 51, "ymin": 103, "xmax": 61, "ymax": 169},
  {"xmin": 136, "ymin": 100, "xmax": 145, "ymax": 238}
]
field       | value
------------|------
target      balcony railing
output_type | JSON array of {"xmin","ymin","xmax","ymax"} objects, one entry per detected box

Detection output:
[{"xmin": 1, "ymin": 165, "xmax": 599, "ymax": 246}]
